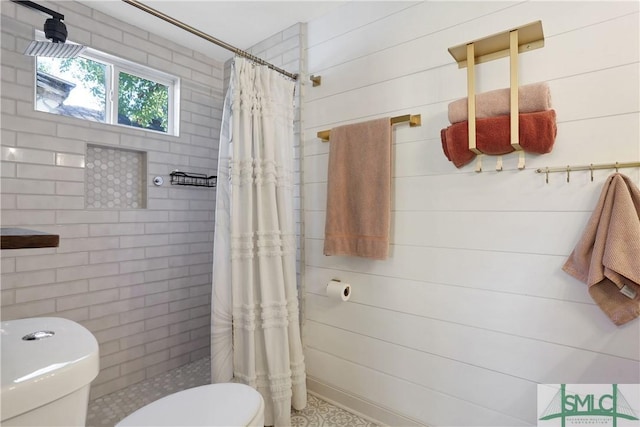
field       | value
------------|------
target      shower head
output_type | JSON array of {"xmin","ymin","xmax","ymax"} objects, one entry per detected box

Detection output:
[
  {"xmin": 11, "ymin": 1, "xmax": 87, "ymax": 58},
  {"xmin": 24, "ymin": 40, "xmax": 86, "ymax": 58}
]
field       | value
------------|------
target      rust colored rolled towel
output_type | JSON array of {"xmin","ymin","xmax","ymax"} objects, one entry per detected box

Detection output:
[{"xmin": 440, "ymin": 109, "xmax": 557, "ymax": 168}]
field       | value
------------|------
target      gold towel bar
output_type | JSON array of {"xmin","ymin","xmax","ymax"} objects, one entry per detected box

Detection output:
[{"xmin": 317, "ymin": 114, "xmax": 421, "ymax": 142}]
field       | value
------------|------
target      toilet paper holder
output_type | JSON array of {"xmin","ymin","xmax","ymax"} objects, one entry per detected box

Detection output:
[
  {"xmin": 326, "ymin": 279, "xmax": 351, "ymax": 301},
  {"xmin": 340, "ymin": 283, "xmax": 350, "ymax": 298}
]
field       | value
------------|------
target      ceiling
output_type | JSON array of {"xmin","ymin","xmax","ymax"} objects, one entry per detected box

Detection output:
[{"xmin": 80, "ymin": 1, "xmax": 346, "ymax": 63}]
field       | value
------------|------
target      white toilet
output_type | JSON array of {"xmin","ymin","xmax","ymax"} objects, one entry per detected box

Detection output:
[
  {"xmin": 115, "ymin": 382, "xmax": 265, "ymax": 427},
  {"xmin": 0, "ymin": 317, "xmax": 100, "ymax": 427}
]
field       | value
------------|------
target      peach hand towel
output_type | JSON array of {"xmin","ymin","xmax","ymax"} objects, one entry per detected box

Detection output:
[
  {"xmin": 324, "ymin": 118, "xmax": 391, "ymax": 260},
  {"xmin": 448, "ymin": 82, "xmax": 552, "ymax": 124},
  {"xmin": 563, "ymin": 173, "xmax": 640, "ymax": 326},
  {"xmin": 440, "ymin": 109, "xmax": 557, "ymax": 168}
]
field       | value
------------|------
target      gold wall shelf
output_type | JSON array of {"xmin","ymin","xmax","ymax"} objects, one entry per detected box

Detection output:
[
  {"xmin": 448, "ymin": 21, "xmax": 544, "ymax": 68},
  {"xmin": 447, "ymin": 21, "xmax": 545, "ymax": 171}
]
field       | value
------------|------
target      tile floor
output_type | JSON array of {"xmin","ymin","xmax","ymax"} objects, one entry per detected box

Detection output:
[{"xmin": 87, "ymin": 357, "xmax": 377, "ymax": 427}]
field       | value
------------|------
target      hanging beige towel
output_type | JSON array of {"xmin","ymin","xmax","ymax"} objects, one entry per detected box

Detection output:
[
  {"xmin": 323, "ymin": 118, "xmax": 392, "ymax": 260},
  {"xmin": 563, "ymin": 173, "xmax": 640, "ymax": 326}
]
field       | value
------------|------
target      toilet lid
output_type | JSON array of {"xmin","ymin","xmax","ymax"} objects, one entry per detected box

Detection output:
[{"xmin": 116, "ymin": 383, "xmax": 264, "ymax": 427}]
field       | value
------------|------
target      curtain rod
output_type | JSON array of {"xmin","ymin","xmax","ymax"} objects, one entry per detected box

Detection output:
[{"xmin": 121, "ymin": 0, "xmax": 298, "ymax": 81}]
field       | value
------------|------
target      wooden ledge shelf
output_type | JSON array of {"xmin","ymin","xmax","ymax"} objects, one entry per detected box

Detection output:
[
  {"xmin": 1, "ymin": 228, "xmax": 59, "ymax": 249},
  {"xmin": 448, "ymin": 20, "xmax": 544, "ymax": 68}
]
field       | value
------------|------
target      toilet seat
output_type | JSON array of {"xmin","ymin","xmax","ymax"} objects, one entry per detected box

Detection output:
[{"xmin": 115, "ymin": 383, "xmax": 264, "ymax": 427}]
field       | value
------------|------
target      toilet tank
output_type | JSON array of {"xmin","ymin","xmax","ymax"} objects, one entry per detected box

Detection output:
[{"xmin": 1, "ymin": 317, "xmax": 100, "ymax": 426}]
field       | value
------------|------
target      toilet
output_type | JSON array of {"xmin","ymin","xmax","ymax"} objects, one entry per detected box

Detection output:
[
  {"xmin": 0, "ymin": 317, "xmax": 99, "ymax": 427},
  {"xmin": 116, "ymin": 382, "xmax": 265, "ymax": 427}
]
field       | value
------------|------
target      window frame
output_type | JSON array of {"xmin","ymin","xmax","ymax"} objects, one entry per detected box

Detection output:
[{"xmin": 33, "ymin": 31, "xmax": 180, "ymax": 136}]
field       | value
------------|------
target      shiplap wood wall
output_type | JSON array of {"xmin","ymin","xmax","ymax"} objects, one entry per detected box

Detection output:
[{"xmin": 301, "ymin": 2, "xmax": 640, "ymax": 426}]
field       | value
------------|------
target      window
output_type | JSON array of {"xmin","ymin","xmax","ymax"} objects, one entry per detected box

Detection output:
[{"xmin": 35, "ymin": 35, "xmax": 179, "ymax": 135}]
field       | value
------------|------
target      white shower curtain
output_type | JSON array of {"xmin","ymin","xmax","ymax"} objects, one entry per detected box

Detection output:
[{"xmin": 211, "ymin": 57, "xmax": 307, "ymax": 426}]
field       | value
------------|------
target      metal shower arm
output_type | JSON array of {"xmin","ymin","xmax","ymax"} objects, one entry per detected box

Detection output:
[{"xmin": 10, "ymin": 0, "xmax": 64, "ymax": 21}]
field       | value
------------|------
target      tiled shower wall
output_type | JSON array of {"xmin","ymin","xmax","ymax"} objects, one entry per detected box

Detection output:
[{"xmin": 1, "ymin": 1, "xmax": 223, "ymax": 399}]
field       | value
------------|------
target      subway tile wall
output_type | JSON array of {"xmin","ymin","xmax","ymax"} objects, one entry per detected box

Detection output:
[{"xmin": 1, "ymin": 1, "xmax": 223, "ymax": 399}]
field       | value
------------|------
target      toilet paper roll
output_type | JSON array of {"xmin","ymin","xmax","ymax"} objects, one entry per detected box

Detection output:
[{"xmin": 326, "ymin": 280, "xmax": 351, "ymax": 301}]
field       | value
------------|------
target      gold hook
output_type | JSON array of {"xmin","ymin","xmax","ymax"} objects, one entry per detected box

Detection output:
[
  {"xmin": 545, "ymin": 167, "xmax": 549, "ymax": 184},
  {"xmin": 566, "ymin": 165, "xmax": 570, "ymax": 183},
  {"xmin": 615, "ymin": 162, "xmax": 619, "ymax": 173},
  {"xmin": 590, "ymin": 164, "xmax": 594, "ymax": 182}
]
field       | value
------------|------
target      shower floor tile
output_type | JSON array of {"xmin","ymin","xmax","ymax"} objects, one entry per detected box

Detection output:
[{"xmin": 87, "ymin": 357, "xmax": 376, "ymax": 427}]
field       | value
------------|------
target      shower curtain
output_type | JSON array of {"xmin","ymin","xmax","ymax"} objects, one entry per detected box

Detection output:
[{"xmin": 211, "ymin": 57, "xmax": 307, "ymax": 426}]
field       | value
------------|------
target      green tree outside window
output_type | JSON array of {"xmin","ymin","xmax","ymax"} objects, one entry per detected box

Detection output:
[{"xmin": 37, "ymin": 57, "xmax": 169, "ymax": 133}]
